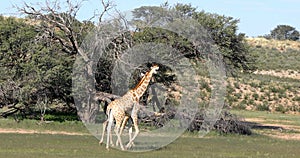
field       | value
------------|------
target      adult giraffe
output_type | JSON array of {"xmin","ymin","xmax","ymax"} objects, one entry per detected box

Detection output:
[{"xmin": 100, "ymin": 65, "xmax": 159, "ymax": 150}]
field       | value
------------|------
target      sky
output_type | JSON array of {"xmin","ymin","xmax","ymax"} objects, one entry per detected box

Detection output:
[{"xmin": 1, "ymin": 0, "xmax": 300, "ymax": 37}]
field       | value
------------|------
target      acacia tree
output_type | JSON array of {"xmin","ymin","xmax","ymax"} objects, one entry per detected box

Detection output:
[
  {"xmin": 270, "ymin": 25, "xmax": 300, "ymax": 41},
  {"xmin": 132, "ymin": 4, "xmax": 256, "ymax": 75},
  {"xmin": 176, "ymin": 4, "xmax": 255, "ymax": 73},
  {"xmin": 11, "ymin": 1, "xmax": 256, "ymax": 123},
  {"xmin": 0, "ymin": 16, "xmax": 37, "ymax": 117},
  {"xmin": 0, "ymin": 14, "xmax": 79, "ymax": 119},
  {"xmin": 16, "ymin": 0, "xmax": 116, "ymax": 123},
  {"xmin": 15, "ymin": 0, "xmax": 158, "ymax": 123}
]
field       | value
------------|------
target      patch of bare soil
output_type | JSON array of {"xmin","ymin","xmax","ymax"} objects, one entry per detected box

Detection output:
[
  {"xmin": 1, "ymin": 118, "xmax": 300, "ymax": 141},
  {"xmin": 245, "ymin": 118, "xmax": 300, "ymax": 140},
  {"xmin": 0, "ymin": 128, "xmax": 87, "ymax": 136}
]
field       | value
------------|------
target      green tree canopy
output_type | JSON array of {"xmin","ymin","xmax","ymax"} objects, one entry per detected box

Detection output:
[
  {"xmin": 1, "ymin": 2, "xmax": 258, "ymax": 120},
  {"xmin": 0, "ymin": 15, "xmax": 75, "ymax": 118},
  {"xmin": 270, "ymin": 25, "xmax": 300, "ymax": 41},
  {"xmin": 131, "ymin": 4, "xmax": 256, "ymax": 74}
]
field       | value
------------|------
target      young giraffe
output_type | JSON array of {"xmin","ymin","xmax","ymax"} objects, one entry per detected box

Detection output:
[{"xmin": 100, "ymin": 65, "xmax": 159, "ymax": 150}]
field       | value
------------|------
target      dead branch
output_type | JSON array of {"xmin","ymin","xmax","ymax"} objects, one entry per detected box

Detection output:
[
  {"xmin": 99, "ymin": 0, "xmax": 115, "ymax": 23},
  {"xmin": 93, "ymin": 91, "xmax": 120, "ymax": 103}
]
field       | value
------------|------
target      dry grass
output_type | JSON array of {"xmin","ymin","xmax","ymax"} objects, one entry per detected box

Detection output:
[
  {"xmin": 227, "ymin": 76, "xmax": 300, "ymax": 113},
  {"xmin": 246, "ymin": 37, "xmax": 300, "ymax": 52},
  {"xmin": 221, "ymin": 37, "xmax": 300, "ymax": 113},
  {"xmin": 232, "ymin": 110, "xmax": 300, "ymax": 141},
  {"xmin": 254, "ymin": 70, "xmax": 300, "ymax": 80}
]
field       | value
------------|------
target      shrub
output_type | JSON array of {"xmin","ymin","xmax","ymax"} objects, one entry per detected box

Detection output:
[
  {"xmin": 200, "ymin": 82, "xmax": 211, "ymax": 92},
  {"xmin": 256, "ymin": 103, "xmax": 269, "ymax": 111},
  {"xmin": 250, "ymin": 82, "xmax": 259, "ymax": 88},
  {"xmin": 252, "ymin": 93, "xmax": 259, "ymax": 100},
  {"xmin": 278, "ymin": 92, "xmax": 287, "ymax": 99},
  {"xmin": 248, "ymin": 99, "xmax": 255, "ymax": 105},
  {"xmin": 234, "ymin": 93, "xmax": 242, "ymax": 99},
  {"xmin": 213, "ymin": 111, "xmax": 252, "ymax": 135},
  {"xmin": 186, "ymin": 110, "xmax": 252, "ymax": 135},
  {"xmin": 275, "ymin": 104, "xmax": 287, "ymax": 113},
  {"xmin": 292, "ymin": 96, "xmax": 300, "ymax": 102},
  {"xmin": 287, "ymin": 105, "xmax": 300, "ymax": 112},
  {"xmin": 234, "ymin": 102, "xmax": 247, "ymax": 110},
  {"xmin": 233, "ymin": 82, "xmax": 240, "ymax": 89},
  {"xmin": 226, "ymin": 95, "xmax": 238, "ymax": 104}
]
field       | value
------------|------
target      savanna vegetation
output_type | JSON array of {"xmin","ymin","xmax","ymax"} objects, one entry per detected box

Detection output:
[
  {"xmin": 0, "ymin": 0, "xmax": 299, "ymax": 157},
  {"xmin": 0, "ymin": 1, "xmax": 255, "ymax": 129}
]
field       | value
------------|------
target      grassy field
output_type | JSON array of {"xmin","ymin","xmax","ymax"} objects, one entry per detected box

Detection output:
[
  {"xmin": 1, "ymin": 132, "xmax": 300, "ymax": 158},
  {"xmin": 1, "ymin": 110, "xmax": 300, "ymax": 158},
  {"xmin": 232, "ymin": 110, "xmax": 300, "ymax": 126},
  {"xmin": 1, "ymin": 38, "xmax": 299, "ymax": 158},
  {"xmin": 246, "ymin": 37, "xmax": 300, "ymax": 70},
  {"xmin": 0, "ymin": 119, "xmax": 88, "ymax": 134},
  {"xmin": 224, "ymin": 38, "xmax": 299, "ymax": 113}
]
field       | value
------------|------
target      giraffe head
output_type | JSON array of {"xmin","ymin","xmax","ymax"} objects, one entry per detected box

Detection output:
[{"xmin": 151, "ymin": 64, "xmax": 159, "ymax": 74}]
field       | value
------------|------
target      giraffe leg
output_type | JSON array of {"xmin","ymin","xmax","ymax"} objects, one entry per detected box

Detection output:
[
  {"xmin": 128, "ymin": 126, "xmax": 134, "ymax": 147},
  {"xmin": 126, "ymin": 119, "xmax": 134, "ymax": 147},
  {"xmin": 126, "ymin": 115, "xmax": 139, "ymax": 149},
  {"xmin": 99, "ymin": 120, "xmax": 107, "ymax": 145},
  {"xmin": 116, "ymin": 116, "xmax": 129, "ymax": 147},
  {"xmin": 127, "ymin": 117, "xmax": 134, "ymax": 147},
  {"xmin": 100, "ymin": 119, "xmax": 114, "ymax": 147},
  {"xmin": 110, "ymin": 128, "xmax": 114, "ymax": 147},
  {"xmin": 106, "ymin": 110, "xmax": 114, "ymax": 150},
  {"xmin": 114, "ymin": 119, "xmax": 125, "ymax": 150}
]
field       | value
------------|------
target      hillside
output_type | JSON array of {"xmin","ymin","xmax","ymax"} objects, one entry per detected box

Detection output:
[
  {"xmin": 247, "ymin": 37, "xmax": 300, "ymax": 52},
  {"xmin": 226, "ymin": 38, "xmax": 300, "ymax": 113}
]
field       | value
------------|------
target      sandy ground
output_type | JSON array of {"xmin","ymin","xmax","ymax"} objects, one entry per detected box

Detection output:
[{"xmin": 0, "ymin": 128, "xmax": 87, "ymax": 136}]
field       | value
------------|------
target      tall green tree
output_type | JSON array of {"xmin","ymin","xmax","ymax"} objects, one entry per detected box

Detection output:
[
  {"xmin": 0, "ymin": 16, "xmax": 37, "ymax": 112},
  {"xmin": 175, "ymin": 4, "xmax": 255, "ymax": 73},
  {"xmin": 270, "ymin": 25, "xmax": 300, "ymax": 41},
  {"xmin": 17, "ymin": 0, "xmax": 115, "ymax": 123},
  {"xmin": 0, "ymin": 15, "xmax": 75, "ymax": 118},
  {"xmin": 0, "ymin": 16, "xmax": 37, "ymax": 79},
  {"xmin": 131, "ymin": 4, "xmax": 256, "ymax": 74}
]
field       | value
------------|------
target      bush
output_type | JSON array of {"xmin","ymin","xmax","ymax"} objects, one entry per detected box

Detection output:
[
  {"xmin": 140, "ymin": 107, "xmax": 252, "ymax": 135},
  {"xmin": 213, "ymin": 111, "xmax": 252, "ymax": 135},
  {"xmin": 292, "ymin": 96, "xmax": 300, "ymax": 102},
  {"xmin": 43, "ymin": 112, "xmax": 79, "ymax": 122},
  {"xmin": 275, "ymin": 105, "xmax": 287, "ymax": 113},
  {"xmin": 252, "ymin": 93, "xmax": 259, "ymax": 100},
  {"xmin": 256, "ymin": 103, "xmax": 269, "ymax": 111},
  {"xmin": 233, "ymin": 100, "xmax": 247, "ymax": 110},
  {"xmin": 187, "ymin": 110, "xmax": 252, "ymax": 135}
]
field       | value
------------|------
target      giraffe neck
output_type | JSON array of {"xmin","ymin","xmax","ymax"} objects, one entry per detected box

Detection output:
[{"xmin": 132, "ymin": 69, "xmax": 154, "ymax": 99}]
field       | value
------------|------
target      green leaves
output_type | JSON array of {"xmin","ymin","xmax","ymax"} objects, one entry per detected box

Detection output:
[
  {"xmin": 0, "ymin": 2, "xmax": 259, "ymax": 118},
  {"xmin": 192, "ymin": 11, "xmax": 254, "ymax": 73},
  {"xmin": 132, "ymin": 4, "xmax": 256, "ymax": 74},
  {"xmin": 270, "ymin": 25, "xmax": 300, "ymax": 41},
  {"xmin": 0, "ymin": 15, "xmax": 74, "ymax": 117}
]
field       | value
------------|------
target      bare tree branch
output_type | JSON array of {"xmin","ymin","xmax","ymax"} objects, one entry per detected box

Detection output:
[
  {"xmin": 18, "ymin": 1, "xmax": 81, "ymax": 54},
  {"xmin": 99, "ymin": 0, "xmax": 115, "ymax": 23}
]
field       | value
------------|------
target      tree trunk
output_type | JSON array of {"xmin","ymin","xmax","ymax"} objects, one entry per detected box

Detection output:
[{"xmin": 77, "ymin": 101, "xmax": 99, "ymax": 123}]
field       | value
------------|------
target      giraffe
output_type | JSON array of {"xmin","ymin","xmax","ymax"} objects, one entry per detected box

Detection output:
[
  {"xmin": 99, "ymin": 65, "xmax": 159, "ymax": 150},
  {"xmin": 99, "ymin": 72, "xmax": 147, "ymax": 148}
]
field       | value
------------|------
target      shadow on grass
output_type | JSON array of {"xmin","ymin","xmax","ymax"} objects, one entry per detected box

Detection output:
[{"xmin": 243, "ymin": 121, "xmax": 283, "ymax": 130}]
